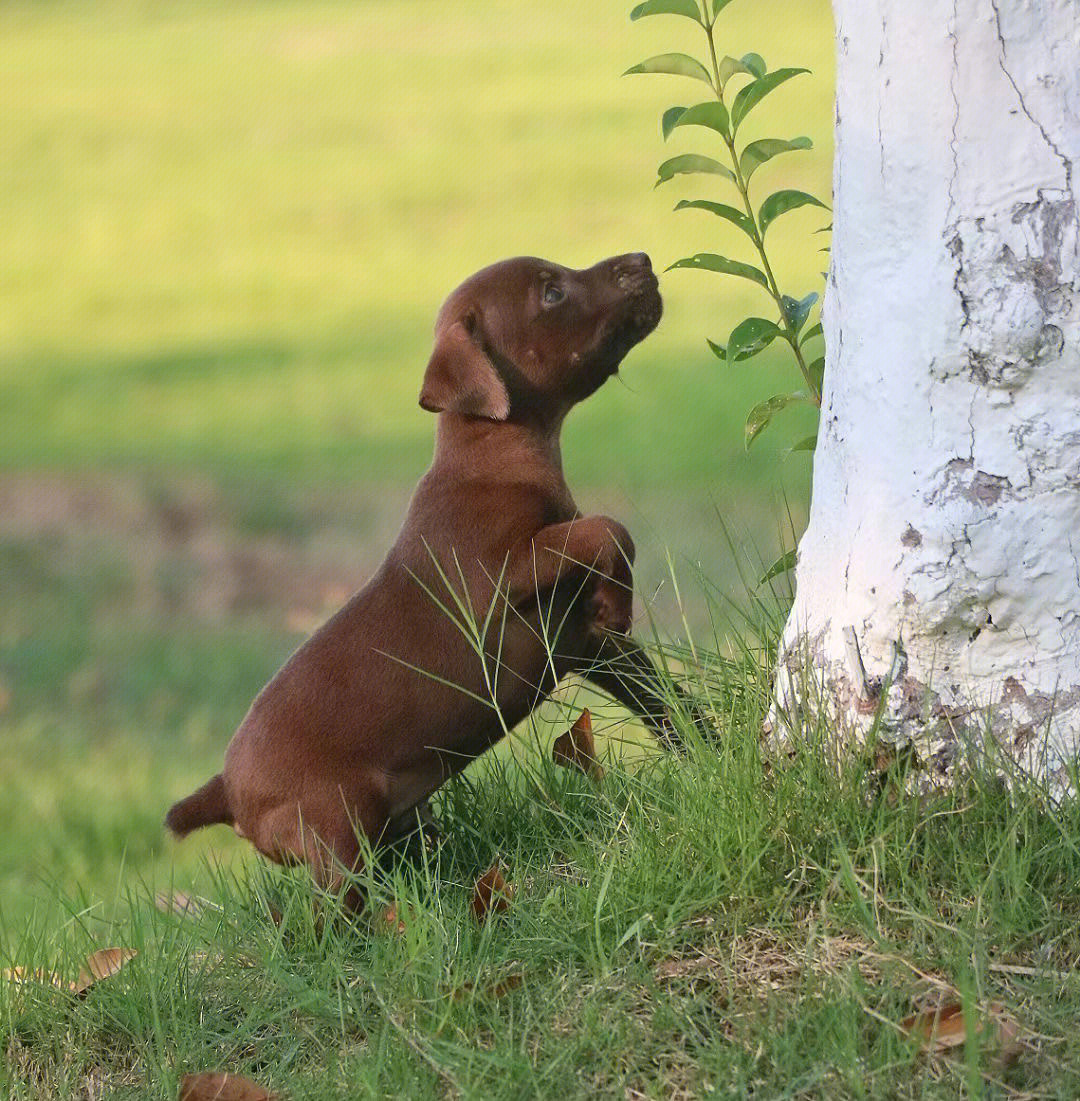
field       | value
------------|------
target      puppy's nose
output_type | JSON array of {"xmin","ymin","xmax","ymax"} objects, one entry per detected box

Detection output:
[{"xmin": 609, "ymin": 252, "xmax": 657, "ymax": 293}]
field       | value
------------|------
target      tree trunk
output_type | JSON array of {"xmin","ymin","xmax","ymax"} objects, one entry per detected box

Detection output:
[{"xmin": 768, "ymin": 0, "xmax": 1080, "ymax": 789}]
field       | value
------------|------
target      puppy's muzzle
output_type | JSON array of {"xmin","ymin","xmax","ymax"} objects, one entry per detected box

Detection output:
[{"xmin": 608, "ymin": 253, "xmax": 662, "ymax": 334}]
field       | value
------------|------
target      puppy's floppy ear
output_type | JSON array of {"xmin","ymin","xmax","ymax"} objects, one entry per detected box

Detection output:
[{"xmin": 418, "ymin": 316, "xmax": 510, "ymax": 420}]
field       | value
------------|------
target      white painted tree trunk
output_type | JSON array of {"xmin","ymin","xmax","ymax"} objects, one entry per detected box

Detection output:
[{"xmin": 768, "ymin": 0, "xmax": 1080, "ymax": 788}]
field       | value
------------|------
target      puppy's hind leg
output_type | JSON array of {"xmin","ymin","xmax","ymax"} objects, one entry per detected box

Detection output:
[{"xmin": 250, "ymin": 792, "xmax": 379, "ymax": 914}]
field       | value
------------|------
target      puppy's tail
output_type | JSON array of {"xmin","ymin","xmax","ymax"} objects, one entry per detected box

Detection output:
[{"xmin": 165, "ymin": 773, "xmax": 233, "ymax": 839}]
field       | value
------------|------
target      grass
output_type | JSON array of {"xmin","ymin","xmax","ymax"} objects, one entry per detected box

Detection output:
[
  {"xmin": 8, "ymin": 0, "xmax": 1080, "ymax": 1096},
  {"xmin": 5, "ymin": 611, "xmax": 1080, "ymax": 1098}
]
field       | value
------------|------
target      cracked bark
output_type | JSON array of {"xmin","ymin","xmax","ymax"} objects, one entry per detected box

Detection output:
[
  {"xmin": 768, "ymin": 0, "xmax": 1080, "ymax": 792},
  {"xmin": 989, "ymin": 0, "xmax": 1075, "ymax": 198}
]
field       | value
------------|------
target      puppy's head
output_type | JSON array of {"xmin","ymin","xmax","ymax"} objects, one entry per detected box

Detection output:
[{"xmin": 418, "ymin": 254, "xmax": 662, "ymax": 422}]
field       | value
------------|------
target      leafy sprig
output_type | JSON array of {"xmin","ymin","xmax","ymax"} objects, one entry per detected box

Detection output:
[{"xmin": 627, "ymin": 0, "xmax": 829, "ymax": 451}]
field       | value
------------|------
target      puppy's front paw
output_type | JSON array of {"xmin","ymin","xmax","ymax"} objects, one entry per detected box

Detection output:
[{"xmin": 587, "ymin": 578, "xmax": 633, "ymax": 636}]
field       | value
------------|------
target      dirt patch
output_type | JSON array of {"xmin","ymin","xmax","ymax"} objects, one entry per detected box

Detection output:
[
  {"xmin": 654, "ymin": 926, "xmax": 882, "ymax": 1000},
  {"xmin": 0, "ymin": 472, "xmax": 413, "ymax": 626}
]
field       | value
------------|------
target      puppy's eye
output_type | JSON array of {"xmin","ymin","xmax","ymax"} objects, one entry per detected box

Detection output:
[{"xmin": 541, "ymin": 283, "xmax": 565, "ymax": 306}]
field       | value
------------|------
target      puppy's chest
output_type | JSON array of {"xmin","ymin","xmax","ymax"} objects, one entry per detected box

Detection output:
[
  {"xmin": 479, "ymin": 488, "xmax": 576, "ymax": 559},
  {"xmin": 421, "ymin": 476, "xmax": 574, "ymax": 541}
]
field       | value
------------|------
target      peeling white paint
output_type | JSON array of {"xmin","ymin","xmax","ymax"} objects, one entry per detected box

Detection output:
[{"xmin": 770, "ymin": 0, "xmax": 1080, "ymax": 787}]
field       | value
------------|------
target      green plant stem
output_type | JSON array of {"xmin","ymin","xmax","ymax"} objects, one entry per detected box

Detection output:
[
  {"xmin": 728, "ymin": 135, "xmax": 821, "ymax": 405},
  {"xmin": 703, "ymin": 20, "xmax": 821, "ymax": 406}
]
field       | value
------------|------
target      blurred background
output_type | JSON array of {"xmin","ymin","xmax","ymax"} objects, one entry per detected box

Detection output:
[{"xmin": 0, "ymin": 0, "xmax": 834, "ymax": 931}]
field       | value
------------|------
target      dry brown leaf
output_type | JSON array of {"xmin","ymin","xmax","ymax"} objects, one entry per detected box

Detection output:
[
  {"xmin": 381, "ymin": 904, "xmax": 407, "ymax": 935},
  {"xmin": 2, "ymin": 966, "xmax": 78, "ymax": 994},
  {"xmin": 901, "ymin": 1001, "xmax": 968, "ymax": 1051},
  {"xmin": 471, "ymin": 864, "xmax": 513, "ymax": 921},
  {"xmin": 73, "ymin": 948, "xmax": 137, "ymax": 995},
  {"xmin": 900, "ymin": 1000, "xmax": 1021, "ymax": 1061},
  {"xmin": 155, "ymin": 891, "xmax": 221, "ymax": 919},
  {"xmin": 552, "ymin": 709, "xmax": 604, "ymax": 780},
  {"xmin": 482, "ymin": 971, "xmax": 524, "ymax": 998},
  {"xmin": 4, "ymin": 948, "xmax": 136, "ymax": 1000},
  {"xmin": 179, "ymin": 1071, "xmax": 279, "ymax": 1101},
  {"xmin": 447, "ymin": 971, "xmax": 525, "ymax": 1001}
]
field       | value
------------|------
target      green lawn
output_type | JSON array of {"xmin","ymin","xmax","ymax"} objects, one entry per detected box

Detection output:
[
  {"xmin": 31, "ymin": 3, "xmax": 1080, "ymax": 1098},
  {"xmin": 6, "ymin": 649, "xmax": 1080, "ymax": 1097},
  {"xmin": 0, "ymin": 0, "xmax": 830, "ymax": 489}
]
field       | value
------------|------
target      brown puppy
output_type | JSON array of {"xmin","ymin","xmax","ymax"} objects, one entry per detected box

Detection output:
[{"xmin": 166, "ymin": 253, "xmax": 676, "ymax": 899}]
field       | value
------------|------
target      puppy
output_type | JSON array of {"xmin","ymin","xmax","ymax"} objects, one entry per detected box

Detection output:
[{"xmin": 167, "ymin": 253, "xmax": 678, "ymax": 900}]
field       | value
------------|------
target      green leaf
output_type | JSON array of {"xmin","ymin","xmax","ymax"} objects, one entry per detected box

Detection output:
[
  {"xmin": 809, "ymin": 355, "xmax": 825, "ymax": 392},
  {"xmin": 630, "ymin": 0, "xmax": 703, "ymax": 22},
  {"xmin": 712, "ymin": 0, "xmax": 736, "ymax": 15},
  {"xmin": 759, "ymin": 549, "xmax": 796, "ymax": 584},
  {"xmin": 799, "ymin": 321, "xmax": 823, "ymax": 346},
  {"xmin": 730, "ymin": 68, "xmax": 809, "ymax": 133},
  {"xmin": 780, "ymin": 292, "xmax": 818, "ymax": 334},
  {"xmin": 661, "ymin": 106, "xmax": 687, "ymax": 140},
  {"xmin": 741, "ymin": 52, "xmax": 767, "ymax": 78},
  {"xmin": 727, "ymin": 317, "xmax": 781, "ymax": 362},
  {"xmin": 758, "ymin": 189, "xmax": 828, "ymax": 235},
  {"xmin": 656, "ymin": 155, "xmax": 735, "ymax": 186},
  {"xmin": 668, "ymin": 100, "xmax": 729, "ymax": 139},
  {"xmin": 706, "ymin": 337, "xmax": 726, "ymax": 360},
  {"xmin": 624, "ymin": 53, "xmax": 713, "ymax": 86},
  {"xmin": 673, "ymin": 199, "xmax": 755, "ymax": 239},
  {"xmin": 716, "ymin": 55, "xmax": 755, "ymax": 88},
  {"xmin": 667, "ymin": 253, "xmax": 769, "ymax": 290},
  {"xmin": 788, "ymin": 434, "xmax": 818, "ymax": 453},
  {"xmin": 744, "ymin": 391, "xmax": 812, "ymax": 448},
  {"xmin": 739, "ymin": 136, "xmax": 812, "ymax": 182}
]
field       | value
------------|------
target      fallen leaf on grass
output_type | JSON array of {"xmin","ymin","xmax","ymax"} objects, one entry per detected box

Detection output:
[
  {"xmin": 447, "ymin": 971, "xmax": 525, "ymax": 1001},
  {"xmin": 179, "ymin": 1071, "xmax": 279, "ymax": 1101},
  {"xmin": 481, "ymin": 972, "xmax": 524, "ymax": 998},
  {"xmin": 553, "ymin": 709, "xmax": 604, "ymax": 780},
  {"xmin": 2, "ymin": 966, "xmax": 78, "ymax": 993},
  {"xmin": 381, "ymin": 904, "xmax": 407, "ymax": 935},
  {"xmin": 3, "ymin": 948, "xmax": 137, "ymax": 998},
  {"xmin": 74, "ymin": 948, "xmax": 138, "ymax": 994},
  {"xmin": 900, "ymin": 1000, "xmax": 1021, "ymax": 1062},
  {"xmin": 471, "ymin": 864, "xmax": 513, "ymax": 921},
  {"xmin": 901, "ymin": 1002, "xmax": 967, "ymax": 1051},
  {"xmin": 155, "ymin": 891, "xmax": 221, "ymax": 919}
]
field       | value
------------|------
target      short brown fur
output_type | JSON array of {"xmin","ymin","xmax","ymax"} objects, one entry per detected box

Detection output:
[{"xmin": 166, "ymin": 254, "xmax": 678, "ymax": 902}]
